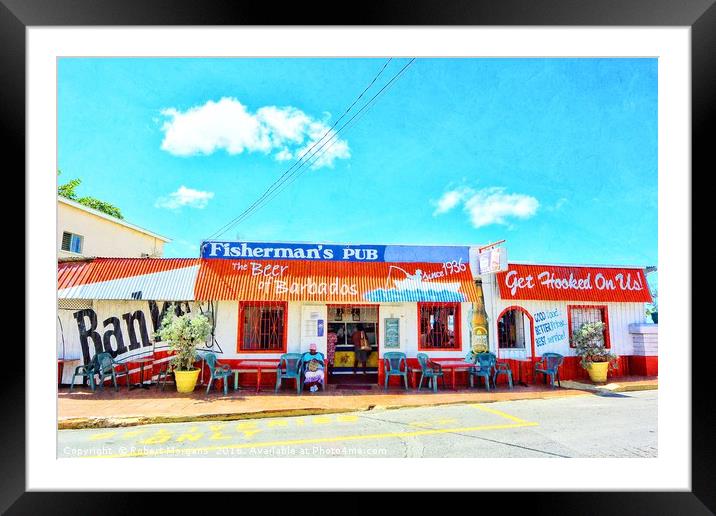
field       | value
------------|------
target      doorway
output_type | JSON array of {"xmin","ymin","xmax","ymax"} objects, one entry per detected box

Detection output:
[{"xmin": 326, "ymin": 304, "xmax": 379, "ymax": 386}]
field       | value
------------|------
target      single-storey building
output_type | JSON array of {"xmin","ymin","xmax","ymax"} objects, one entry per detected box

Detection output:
[{"xmin": 57, "ymin": 241, "xmax": 656, "ymax": 389}]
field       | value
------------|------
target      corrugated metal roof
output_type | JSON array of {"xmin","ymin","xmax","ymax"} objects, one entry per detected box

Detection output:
[
  {"xmin": 497, "ymin": 263, "xmax": 652, "ymax": 303},
  {"xmin": 195, "ymin": 259, "xmax": 480, "ymax": 302},
  {"xmin": 58, "ymin": 258, "xmax": 199, "ymax": 300}
]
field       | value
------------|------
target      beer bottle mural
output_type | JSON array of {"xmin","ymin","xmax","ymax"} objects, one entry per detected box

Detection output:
[{"xmin": 470, "ymin": 280, "xmax": 489, "ymax": 353}]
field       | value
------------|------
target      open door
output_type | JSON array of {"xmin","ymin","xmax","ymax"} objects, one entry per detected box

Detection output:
[{"xmin": 326, "ymin": 304, "xmax": 379, "ymax": 387}]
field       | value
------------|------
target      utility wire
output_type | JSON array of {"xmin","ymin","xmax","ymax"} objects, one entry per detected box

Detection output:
[
  {"xmin": 254, "ymin": 59, "xmax": 415, "ymax": 213},
  {"xmin": 207, "ymin": 58, "xmax": 394, "ymax": 241},
  {"xmin": 210, "ymin": 58, "xmax": 416, "ymax": 238}
]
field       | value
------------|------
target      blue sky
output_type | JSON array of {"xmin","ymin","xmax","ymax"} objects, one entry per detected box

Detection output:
[{"xmin": 58, "ymin": 57, "xmax": 657, "ymax": 277}]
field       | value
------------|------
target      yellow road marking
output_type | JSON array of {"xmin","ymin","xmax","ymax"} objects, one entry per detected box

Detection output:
[
  {"xmin": 89, "ymin": 432, "xmax": 116, "ymax": 441},
  {"xmin": 82, "ymin": 422, "xmax": 538, "ymax": 458},
  {"xmin": 469, "ymin": 404, "xmax": 531, "ymax": 424},
  {"xmin": 176, "ymin": 427, "xmax": 203, "ymax": 442}
]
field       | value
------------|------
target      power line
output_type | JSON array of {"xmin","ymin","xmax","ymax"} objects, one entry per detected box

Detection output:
[
  {"xmin": 207, "ymin": 58, "xmax": 395, "ymax": 241},
  {"xmin": 209, "ymin": 58, "xmax": 416, "ymax": 239},
  {"xmin": 251, "ymin": 59, "xmax": 415, "ymax": 215}
]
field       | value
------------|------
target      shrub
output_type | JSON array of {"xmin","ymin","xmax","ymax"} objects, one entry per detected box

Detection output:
[
  {"xmin": 572, "ymin": 321, "xmax": 617, "ymax": 370},
  {"xmin": 154, "ymin": 306, "xmax": 211, "ymax": 371}
]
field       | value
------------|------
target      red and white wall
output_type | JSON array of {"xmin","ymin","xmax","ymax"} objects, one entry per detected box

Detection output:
[{"xmin": 481, "ymin": 263, "xmax": 657, "ymax": 381}]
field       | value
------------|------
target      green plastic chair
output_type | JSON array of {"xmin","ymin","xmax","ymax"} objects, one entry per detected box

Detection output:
[
  {"xmin": 275, "ymin": 353, "xmax": 303, "ymax": 394},
  {"xmin": 416, "ymin": 353, "xmax": 445, "ymax": 392},
  {"xmin": 95, "ymin": 352, "xmax": 131, "ymax": 391},
  {"xmin": 534, "ymin": 352, "xmax": 564, "ymax": 388},
  {"xmin": 469, "ymin": 352, "xmax": 496, "ymax": 391},
  {"xmin": 383, "ymin": 352, "xmax": 409, "ymax": 391},
  {"xmin": 484, "ymin": 352, "xmax": 513, "ymax": 389},
  {"xmin": 204, "ymin": 352, "xmax": 232, "ymax": 395},
  {"xmin": 69, "ymin": 354, "xmax": 99, "ymax": 392}
]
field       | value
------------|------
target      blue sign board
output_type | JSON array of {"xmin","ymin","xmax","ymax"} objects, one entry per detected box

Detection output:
[{"xmin": 201, "ymin": 241, "xmax": 470, "ymax": 264}]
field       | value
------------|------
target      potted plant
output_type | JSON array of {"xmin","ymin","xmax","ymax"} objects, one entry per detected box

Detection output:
[
  {"xmin": 154, "ymin": 307, "xmax": 212, "ymax": 393},
  {"xmin": 572, "ymin": 321, "xmax": 617, "ymax": 384}
]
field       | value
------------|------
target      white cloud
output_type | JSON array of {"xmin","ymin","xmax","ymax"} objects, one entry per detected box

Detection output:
[
  {"xmin": 275, "ymin": 148, "xmax": 293, "ymax": 161},
  {"xmin": 433, "ymin": 186, "xmax": 539, "ymax": 228},
  {"xmin": 155, "ymin": 186, "xmax": 215, "ymax": 210},
  {"xmin": 432, "ymin": 187, "xmax": 473, "ymax": 215},
  {"xmin": 159, "ymin": 97, "xmax": 350, "ymax": 169}
]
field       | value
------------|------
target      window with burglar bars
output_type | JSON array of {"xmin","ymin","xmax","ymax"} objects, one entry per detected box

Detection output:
[
  {"xmin": 418, "ymin": 302, "xmax": 460, "ymax": 350},
  {"xmin": 61, "ymin": 231, "xmax": 83, "ymax": 254},
  {"xmin": 239, "ymin": 302, "xmax": 287, "ymax": 352},
  {"xmin": 568, "ymin": 305, "xmax": 610, "ymax": 348}
]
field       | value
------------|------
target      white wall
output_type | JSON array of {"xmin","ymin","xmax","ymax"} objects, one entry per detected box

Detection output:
[{"xmin": 58, "ymin": 200, "xmax": 166, "ymax": 258}]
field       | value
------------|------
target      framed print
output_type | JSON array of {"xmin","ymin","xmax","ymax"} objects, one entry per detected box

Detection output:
[{"xmin": 7, "ymin": 0, "xmax": 712, "ymax": 513}]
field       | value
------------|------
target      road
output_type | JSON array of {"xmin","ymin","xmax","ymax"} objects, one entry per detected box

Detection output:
[{"xmin": 58, "ymin": 390, "xmax": 657, "ymax": 458}]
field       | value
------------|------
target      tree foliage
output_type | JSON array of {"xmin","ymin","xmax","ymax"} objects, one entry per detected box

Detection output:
[{"xmin": 57, "ymin": 169, "xmax": 124, "ymax": 219}]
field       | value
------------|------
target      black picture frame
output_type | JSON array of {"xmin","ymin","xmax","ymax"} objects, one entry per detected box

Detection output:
[
  {"xmin": 6, "ymin": 0, "xmax": 708, "ymax": 513},
  {"xmin": 352, "ymin": 308, "xmax": 361, "ymax": 321}
]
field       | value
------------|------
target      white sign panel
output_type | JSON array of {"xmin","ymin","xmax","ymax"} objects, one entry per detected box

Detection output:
[{"xmin": 473, "ymin": 246, "xmax": 508, "ymax": 274}]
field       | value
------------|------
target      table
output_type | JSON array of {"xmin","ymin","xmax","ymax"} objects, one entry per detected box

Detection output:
[
  {"xmin": 128, "ymin": 357, "xmax": 154, "ymax": 390},
  {"xmin": 234, "ymin": 360, "xmax": 279, "ymax": 393},
  {"xmin": 513, "ymin": 358, "xmax": 532, "ymax": 387},
  {"xmin": 436, "ymin": 360, "xmax": 477, "ymax": 390}
]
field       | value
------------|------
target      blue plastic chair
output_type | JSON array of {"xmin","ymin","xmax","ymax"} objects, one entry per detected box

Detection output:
[
  {"xmin": 275, "ymin": 353, "xmax": 303, "ymax": 394},
  {"xmin": 416, "ymin": 353, "xmax": 445, "ymax": 392},
  {"xmin": 204, "ymin": 352, "xmax": 232, "ymax": 395},
  {"xmin": 469, "ymin": 352, "xmax": 496, "ymax": 391},
  {"xmin": 534, "ymin": 352, "xmax": 564, "ymax": 388},
  {"xmin": 383, "ymin": 352, "xmax": 409, "ymax": 390}
]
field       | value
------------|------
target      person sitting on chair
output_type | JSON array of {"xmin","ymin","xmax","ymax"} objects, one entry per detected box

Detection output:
[{"xmin": 301, "ymin": 343, "xmax": 325, "ymax": 392}]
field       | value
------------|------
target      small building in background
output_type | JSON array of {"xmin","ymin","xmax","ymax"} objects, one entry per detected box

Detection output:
[{"xmin": 58, "ymin": 196, "xmax": 171, "ymax": 259}]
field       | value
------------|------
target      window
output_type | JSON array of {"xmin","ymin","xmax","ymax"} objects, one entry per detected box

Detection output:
[
  {"xmin": 418, "ymin": 302, "xmax": 460, "ymax": 350},
  {"xmin": 568, "ymin": 305, "xmax": 610, "ymax": 348},
  {"xmin": 497, "ymin": 308, "xmax": 527, "ymax": 349},
  {"xmin": 239, "ymin": 302, "xmax": 287, "ymax": 352},
  {"xmin": 61, "ymin": 231, "xmax": 83, "ymax": 253}
]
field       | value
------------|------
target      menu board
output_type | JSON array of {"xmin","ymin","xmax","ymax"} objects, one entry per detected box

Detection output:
[{"xmin": 384, "ymin": 318, "xmax": 400, "ymax": 348}]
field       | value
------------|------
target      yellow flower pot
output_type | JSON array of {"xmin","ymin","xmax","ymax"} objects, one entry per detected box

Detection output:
[
  {"xmin": 586, "ymin": 361, "xmax": 609, "ymax": 383},
  {"xmin": 174, "ymin": 369, "xmax": 200, "ymax": 393}
]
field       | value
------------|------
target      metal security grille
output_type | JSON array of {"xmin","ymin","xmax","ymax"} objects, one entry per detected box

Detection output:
[
  {"xmin": 240, "ymin": 303, "xmax": 286, "ymax": 351},
  {"xmin": 419, "ymin": 302, "xmax": 460, "ymax": 349},
  {"xmin": 569, "ymin": 306, "xmax": 608, "ymax": 347}
]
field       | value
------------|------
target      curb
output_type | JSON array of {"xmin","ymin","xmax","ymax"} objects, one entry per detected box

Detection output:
[
  {"xmin": 58, "ymin": 389, "xmax": 592, "ymax": 430},
  {"xmin": 560, "ymin": 380, "xmax": 658, "ymax": 394}
]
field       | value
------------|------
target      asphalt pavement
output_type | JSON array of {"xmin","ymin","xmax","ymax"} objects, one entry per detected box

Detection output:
[{"xmin": 58, "ymin": 390, "xmax": 657, "ymax": 458}]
